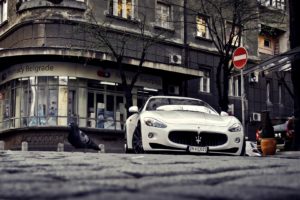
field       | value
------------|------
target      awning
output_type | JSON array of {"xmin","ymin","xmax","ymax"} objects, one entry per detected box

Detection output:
[{"xmin": 243, "ymin": 46, "xmax": 300, "ymax": 75}]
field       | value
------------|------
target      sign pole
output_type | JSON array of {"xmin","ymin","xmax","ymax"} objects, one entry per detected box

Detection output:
[
  {"xmin": 241, "ymin": 69, "xmax": 245, "ymax": 136},
  {"xmin": 232, "ymin": 47, "xmax": 248, "ymax": 137}
]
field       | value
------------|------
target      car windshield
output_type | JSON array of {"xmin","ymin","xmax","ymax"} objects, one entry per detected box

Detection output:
[{"xmin": 145, "ymin": 97, "xmax": 218, "ymax": 115}]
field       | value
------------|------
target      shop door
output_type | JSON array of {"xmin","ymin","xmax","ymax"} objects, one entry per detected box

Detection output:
[{"xmin": 87, "ymin": 91, "xmax": 125, "ymax": 130}]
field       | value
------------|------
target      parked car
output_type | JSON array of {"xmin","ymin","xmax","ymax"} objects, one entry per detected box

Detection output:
[
  {"xmin": 256, "ymin": 117, "xmax": 294, "ymax": 151},
  {"xmin": 125, "ymin": 96, "xmax": 245, "ymax": 156}
]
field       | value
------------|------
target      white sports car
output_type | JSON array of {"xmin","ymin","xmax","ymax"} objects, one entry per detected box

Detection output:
[{"xmin": 125, "ymin": 96, "xmax": 245, "ymax": 156}]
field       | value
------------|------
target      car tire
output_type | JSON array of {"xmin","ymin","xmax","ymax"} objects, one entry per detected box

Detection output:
[
  {"xmin": 124, "ymin": 128, "xmax": 133, "ymax": 153},
  {"xmin": 132, "ymin": 123, "xmax": 145, "ymax": 154},
  {"xmin": 124, "ymin": 144, "xmax": 134, "ymax": 153},
  {"xmin": 239, "ymin": 138, "xmax": 246, "ymax": 156}
]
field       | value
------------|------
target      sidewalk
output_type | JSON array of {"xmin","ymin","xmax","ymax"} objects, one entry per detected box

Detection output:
[{"xmin": 273, "ymin": 150, "xmax": 300, "ymax": 159}]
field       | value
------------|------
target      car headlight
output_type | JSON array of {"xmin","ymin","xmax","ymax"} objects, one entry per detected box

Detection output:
[
  {"xmin": 228, "ymin": 123, "xmax": 242, "ymax": 132},
  {"xmin": 144, "ymin": 117, "xmax": 167, "ymax": 128}
]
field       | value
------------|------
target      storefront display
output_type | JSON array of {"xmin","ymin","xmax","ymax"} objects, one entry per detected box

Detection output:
[{"xmin": 0, "ymin": 62, "xmax": 162, "ymax": 132}]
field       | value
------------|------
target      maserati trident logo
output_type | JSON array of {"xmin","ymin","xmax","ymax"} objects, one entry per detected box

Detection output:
[{"xmin": 195, "ymin": 134, "xmax": 202, "ymax": 145}]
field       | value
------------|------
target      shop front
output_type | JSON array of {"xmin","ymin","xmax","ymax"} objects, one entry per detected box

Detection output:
[{"xmin": 0, "ymin": 61, "xmax": 162, "ymax": 151}]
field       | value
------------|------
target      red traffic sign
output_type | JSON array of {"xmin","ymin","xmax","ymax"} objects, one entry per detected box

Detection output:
[{"xmin": 232, "ymin": 47, "xmax": 248, "ymax": 69}]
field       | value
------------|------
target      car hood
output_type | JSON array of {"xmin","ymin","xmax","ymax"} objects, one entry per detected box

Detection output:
[{"xmin": 143, "ymin": 111, "xmax": 234, "ymax": 126}]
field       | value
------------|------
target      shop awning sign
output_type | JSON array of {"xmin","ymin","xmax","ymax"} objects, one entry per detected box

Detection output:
[{"xmin": 232, "ymin": 47, "xmax": 248, "ymax": 70}]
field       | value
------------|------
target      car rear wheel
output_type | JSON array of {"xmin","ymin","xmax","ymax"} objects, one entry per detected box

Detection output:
[{"xmin": 132, "ymin": 123, "xmax": 144, "ymax": 154}]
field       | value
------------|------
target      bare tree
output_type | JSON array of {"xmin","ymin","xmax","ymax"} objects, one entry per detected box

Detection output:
[
  {"xmin": 196, "ymin": 0, "xmax": 285, "ymax": 112},
  {"xmin": 79, "ymin": 6, "xmax": 168, "ymax": 113}
]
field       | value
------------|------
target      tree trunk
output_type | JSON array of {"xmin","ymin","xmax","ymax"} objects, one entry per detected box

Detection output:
[
  {"xmin": 222, "ymin": 57, "xmax": 231, "ymax": 112},
  {"xmin": 124, "ymin": 87, "xmax": 133, "ymax": 116},
  {"xmin": 216, "ymin": 55, "xmax": 231, "ymax": 112},
  {"xmin": 216, "ymin": 57, "xmax": 224, "ymax": 111}
]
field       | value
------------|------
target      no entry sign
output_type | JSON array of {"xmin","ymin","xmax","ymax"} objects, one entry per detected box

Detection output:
[{"xmin": 232, "ymin": 47, "xmax": 248, "ymax": 69}]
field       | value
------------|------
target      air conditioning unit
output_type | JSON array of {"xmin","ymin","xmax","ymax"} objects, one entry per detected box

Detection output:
[
  {"xmin": 249, "ymin": 72, "xmax": 259, "ymax": 83},
  {"xmin": 169, "ymin": 54, "xmax": 182, "ymax": 65},
  {"xmin": 251, "ymin": 112, "xmax": 261, "ymax": 122}
]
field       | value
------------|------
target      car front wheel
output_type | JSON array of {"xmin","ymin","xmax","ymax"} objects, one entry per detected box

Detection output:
[{"xmin": 132, "ymin": 123, "xmax": 144, "ymax": 154}]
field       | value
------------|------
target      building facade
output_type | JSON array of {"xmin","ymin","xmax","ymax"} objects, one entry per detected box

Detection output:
[{"xmin": 0, "ymin": 0, "xmax": 293, "ymax": 151}]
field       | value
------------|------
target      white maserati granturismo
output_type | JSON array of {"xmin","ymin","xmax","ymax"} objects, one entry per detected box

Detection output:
[{"xmin": 125, "ymin": 96, "xmax": 245, "ymax": 156}]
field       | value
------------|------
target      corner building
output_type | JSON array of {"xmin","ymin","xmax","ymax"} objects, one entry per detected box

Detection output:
[{"xmin": 0, "ymin": 0, "xmax": 293, "ymax": 151}]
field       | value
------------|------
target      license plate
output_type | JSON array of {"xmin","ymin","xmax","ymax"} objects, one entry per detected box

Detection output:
[{"xmin": 188, "ymin": 146, "xmax": 208, "ymax": 153}]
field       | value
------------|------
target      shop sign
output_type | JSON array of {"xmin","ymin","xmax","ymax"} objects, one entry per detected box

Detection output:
[
  {"xmin": 0, "ymin": 62, "xmax": 163, "ymax": 89},
  {"xmin": 97, "ymin": 70, "xmax": 111, "ymax": 78}
]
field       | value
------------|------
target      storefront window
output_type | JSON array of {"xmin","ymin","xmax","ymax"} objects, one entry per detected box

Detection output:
[
  {"xmin": 0, "ymin": 76, "xmax": 160, "ymax": 131},
  {"xmin": 116, "ymin": 96, "xmax": 125, "ymax": 130},
  {"xmin": 48, "ymin": 86, "xmax": 58, "ymax": 126},
  {"xmin": 68, "ymin": 89, "xmax": 77, "ymax": 123},
  {"xmin": 37, "ymin": 86, "xmax": 47, "ymax": 126},
  {"xmin": 78, "ymin": 79, "xmax": 87, "ymax": 127},
  {"xmin": 3, "ymin": 86, "xmax": 10, "ymax": 128},
  {"xmin": 105, "ymin": 94, "xmax": 115, "ymax": 129},
  {"xmin": 96, "ymin": 93, "xmax": 105, "ymax": 128}
]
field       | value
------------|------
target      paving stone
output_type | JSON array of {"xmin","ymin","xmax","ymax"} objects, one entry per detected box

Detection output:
[{"xmin": 0, "ymin": 151, "xmax": 300, "ymax": 200}]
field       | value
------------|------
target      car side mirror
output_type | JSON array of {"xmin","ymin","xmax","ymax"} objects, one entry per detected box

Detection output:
[
  {"xmin": 220, "ymin": 111, "xmax": 229, "ymax": 116},
  {"xmin": 129, "ymin": 106, "xmax": 139, "ymax": 113}
]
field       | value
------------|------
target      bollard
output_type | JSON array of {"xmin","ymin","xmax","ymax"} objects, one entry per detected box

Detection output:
[
  {"xmin": 22, "ymin": 141, "xmax": 28, "ymax": 151},
  {"xmin": 98, "ymin": 144, "xmax": 105, "ymax": 153},
  {"xmin": 57, "ymin": 143, "xmax": 64, "ymax": 152},
  {"xmin": 0, "ymin": 140, "xmax": 5, "ymax": 151}
]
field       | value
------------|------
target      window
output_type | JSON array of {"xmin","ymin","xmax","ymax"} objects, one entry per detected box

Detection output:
[
  {"xmin": 229, "ymin": 76, "xmax": 240, "ymax": 97},
  {"xmin": 232, "ymin": 26, "xmax": 242, "ymax": 46},
  {"xmin": 258, "ymin": 35, "xmax": 275, "ymax": 55},
  {"xmin": 259, "ymin": 0, "xmax": 286, "ymax": 10},
  {"xmin": 234, "ymin": 77, "xmax": 240, "ymax": 96},
  {"xmin": 266, "ymin": 80, "xmax": 272, "ymax": 104},
  {"xmin": 228, "ymin": 104, "xmax": 234, "ymax": 115},
  {"xmin": 199, "ymin": 71, "xmax": 210, "ymax": 93},
  {"xmin": 278, "ymin": 83, "xmax": 282, "ymax": 104},
  {"xmin": 229, "ymin": 78, "xmax": 233, "ymax": 96},
  {"xmin": 19, "ymin": 0, "xmax": 84, "ymax": 2},
  {"xmin": 196, "ymin": 15, "xmax": 209, "ymax": 39},
  {"xmin": 226, "ymin": 22, "xmax": 242, "ymax": 46},
  {"xmin": 264, "ymin": 38, "xmax": 271, "ymax": 48},
  {"xmin": 109, "ymin": 0, "xmax": 135, "ymax": 19},
  {"xmin": 86, "ymin": 82, "xmax": 126, "ymax": 130},
  {"xmin": 156, "ymin": 2, "xmax": 172, "ymax": 29},
  {"xmin": 0, "ymin": 0, "xmax": 7, "ymax": 24},
  {"xmin": 0, "ymin": 76, "xmax": 163, "ymax": 131}
]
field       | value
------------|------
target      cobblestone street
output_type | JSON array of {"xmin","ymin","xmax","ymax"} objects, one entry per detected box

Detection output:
[{"xmin": 1, "ymin": 151, "xmax": 300, "ymax": 200}]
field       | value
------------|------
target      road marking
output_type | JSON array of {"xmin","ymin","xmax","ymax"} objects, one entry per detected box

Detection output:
[{"xmin": 131, "ymin": 156, "xmax": 145, "ymax": 159}]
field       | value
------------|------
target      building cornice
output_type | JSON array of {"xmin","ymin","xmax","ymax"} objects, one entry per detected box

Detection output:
[{"xmin": 0, "ymin": 47, "xmax": 203, "ymax": 78}]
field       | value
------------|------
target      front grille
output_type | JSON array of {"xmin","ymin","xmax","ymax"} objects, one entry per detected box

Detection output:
[
  {"xmin": 168, "ymin": 131, "xmax": 227, "ymax": 146},
  {"xmin": 149, "ymin": 143, "xmax": 182, "ymax": 150}
]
